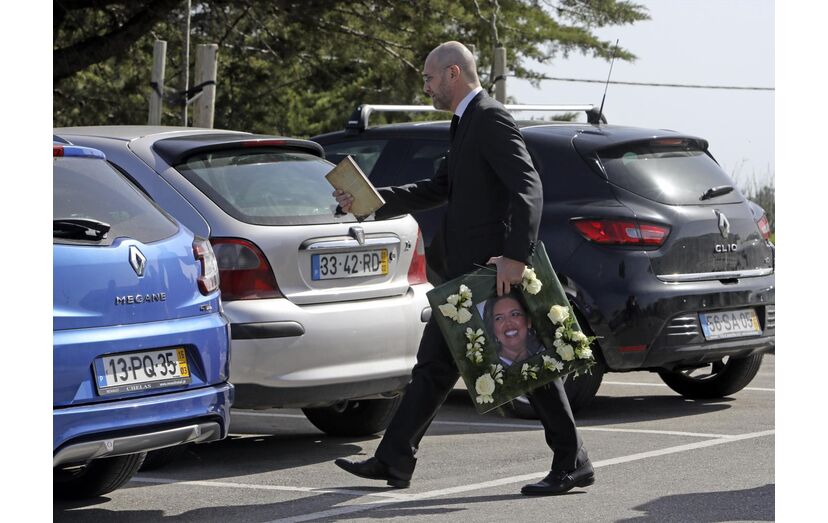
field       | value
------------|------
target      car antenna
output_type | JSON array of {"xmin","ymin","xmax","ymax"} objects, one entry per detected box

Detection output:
[{"xmin": 597, "ymin": 39, "xmax": 620, "ymax": 126}]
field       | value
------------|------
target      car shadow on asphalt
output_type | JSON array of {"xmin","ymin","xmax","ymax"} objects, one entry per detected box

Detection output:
[
  {"xmin": 440, "ymin": 388, "xmax": 734, "ymax": 427},
  {"xmin": 53, "ymin": 491, "xmax": 561, "ymax": 521},
  {"xmin": 616, "ymin": 483, "xmax": 774, "ymax": 521}
]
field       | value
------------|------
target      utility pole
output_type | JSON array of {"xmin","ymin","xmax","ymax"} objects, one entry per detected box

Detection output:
[{"xmin": 148, "ymin": 40, "xmax": 166, "ymax": 125}]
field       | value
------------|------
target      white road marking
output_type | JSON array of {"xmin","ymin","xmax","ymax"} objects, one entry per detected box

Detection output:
[
  {"xmin": 131, "ymin": 428, "xmax": 773, "ymax": 522},
  {"xmin": 233, "ymin": 411, "xmax": 738, "ymax": 439},
  {"xmin": 130, "ymin": 477, "xmax": 410, "ymax": 500},
  {"xmin": 268, "ymin": 429, "xmax": 775, "ymax": 523},
  {"xmin": 601, "ymin": 381, "xmax": 774, "ymax": 392}
]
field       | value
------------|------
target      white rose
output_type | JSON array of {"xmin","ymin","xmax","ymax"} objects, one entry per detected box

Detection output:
[
  {"xmin": 547, "ymin": 305, "xmax": 570, "ymax": 325},
  {"xmin": 555, "ymin": 327, "xmax": 565, "ymax": 339},
  {"xmin": 438, "ymin": 303, "xmax": 458, "ymax": 320},
  {"xmin": 557, "ymin": 343, "xmax": 576, "ymax": 361},
  {"xmin": 525, "ymin": 278, "xmax": 543, "ymax": 295},
  {"xmin": 447, "ymin": 294, "xmax": 459, "ymax": 306},
  {"xmin": 461, "ymin": 299, "xmax": 473, "ymax": 308},
  {"xmin": 571, "ymin": 330, "xmax": 588, "ymax": 343},
  {"xmin": 576, "ymin": 345, "xmax": 593, "ymax": 360},
  {"xmin": 476, "ymin": 373, "xmax": 496, "ymax": 396},
  {"xmin": 456, "ymin": 307, "xmax": 473, "ymax": 324}
]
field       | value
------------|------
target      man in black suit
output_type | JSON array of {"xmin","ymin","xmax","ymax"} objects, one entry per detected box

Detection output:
[{"xmin": 333, "ymin": 41, "xmax": 594, "ymax": 496}]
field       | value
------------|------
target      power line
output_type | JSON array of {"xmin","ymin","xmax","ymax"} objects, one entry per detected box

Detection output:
[{"xmin": 519, "ymin": 75, "xmax": 774, "ymax": 91}]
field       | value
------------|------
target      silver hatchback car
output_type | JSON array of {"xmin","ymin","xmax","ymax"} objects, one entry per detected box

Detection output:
[{"xmin": 56, "ymin": 126, "xmax": 432, "ymax": 436}]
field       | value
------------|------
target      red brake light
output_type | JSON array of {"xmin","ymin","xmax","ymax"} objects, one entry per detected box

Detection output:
[
  {"xmin": 210, "ymin": 238, "xmax": 283, "ymax": 301},
  {"xmin": 53, "ymin": 145, "xmax": 64, "ymax": 157},
  {"xmin": 407, "ymin": 229, "xmax": 428, "ymax": 285},
  {"xmin": 756, "ymin": 214, "xmax": 770, "ymax": 240},
  {"xmin": 572, "ymin": 218, "xmax": 670, "ymax": 246}
]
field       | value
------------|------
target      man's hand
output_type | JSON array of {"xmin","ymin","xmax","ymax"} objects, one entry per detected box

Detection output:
[
  {"xmin": 487, "ymin": 256, "xmax": 526, "ymax": 296},
  {"xmin": 333, "ymin": 189, "xmax": 354, "ymax": 214}
]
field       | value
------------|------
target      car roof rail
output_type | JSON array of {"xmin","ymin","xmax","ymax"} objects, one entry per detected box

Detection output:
[{"xmin": 345, "ymin": 103, "xmax": 606, "ymax": 133}]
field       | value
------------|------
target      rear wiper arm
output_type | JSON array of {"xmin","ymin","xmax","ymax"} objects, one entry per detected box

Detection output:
[
  {"xmin": 53, "ymin": 218, "xmax": 111, "ymax": 240},
  {"xmin": 700, "ymin": 185, "xmax": 734, "ymax": 201}
]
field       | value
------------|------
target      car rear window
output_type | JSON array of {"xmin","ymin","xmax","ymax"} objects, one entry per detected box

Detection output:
[
  {"xmin": 54, "ymin": 157, "xmax": 178, "ymax": 245},
  {"xmin": 323, "ymin": 140, "xmax": 388, "ymax": 176},
  {"xmin": 597, "ymin": 140, "xmax": 743, "ymax": 205},
  {"xmin": 175, "ymin": 149, "xmax": 362, "ymax": 225}
]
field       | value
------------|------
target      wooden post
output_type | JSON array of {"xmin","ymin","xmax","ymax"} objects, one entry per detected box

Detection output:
[
  {"xmin": 148, "ymin": 40, "xmax": 166, "ymax": 125},
  {"xmin": 192, "ymin": 44, "xmax": 218, "ymax": 128},
  {"xmin": 494, "ymin": 46, "xmax": 507, "ymax": 103}
]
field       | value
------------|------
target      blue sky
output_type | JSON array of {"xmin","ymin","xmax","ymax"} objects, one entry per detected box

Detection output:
[{"xmin": 509, "ymin": 0, "xmax": 774, "ymax": 189}]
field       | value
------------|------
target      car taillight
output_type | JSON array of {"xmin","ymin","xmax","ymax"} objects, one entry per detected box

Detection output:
[
  {"xmin": 193, "ymin": 237, "xmax": 220, "ymax": 295},
  {"xmin": 210, "ymin": 238, "xmax": 283, "ymax": 301},
  {"xmin": 572, "ymin": 218, "xmax": 670, "ymax": 246},
  {"xmin": 407, "ymin": 229, "xmax": 428, "ymax": 285},
  {"xmin": 756, "ymin": 214, "xmax": 771, "ymax": 240}
]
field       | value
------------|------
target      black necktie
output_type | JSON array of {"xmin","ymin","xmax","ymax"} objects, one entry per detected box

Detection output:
[{"xmin": 450, "ymin": 114, "xmax": 460, "ymax": 141}]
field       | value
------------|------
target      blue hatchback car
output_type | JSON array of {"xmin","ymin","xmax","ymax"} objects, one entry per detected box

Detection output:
[{"xmin": 53, "ymin": 143, "xmax": 233, "ymax": 499}]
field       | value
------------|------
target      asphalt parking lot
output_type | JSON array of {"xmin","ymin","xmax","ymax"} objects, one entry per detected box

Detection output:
[{"xmin": 54, "ymin": 354, "xmax": 774, "ymax": 522}]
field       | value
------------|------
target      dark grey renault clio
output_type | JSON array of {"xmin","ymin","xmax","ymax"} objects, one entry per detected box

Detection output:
[{"xmin": 312, "ymin": 105, "xmax": 775, "ymax": 414}]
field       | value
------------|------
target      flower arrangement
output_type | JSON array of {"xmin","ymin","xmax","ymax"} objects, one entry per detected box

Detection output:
[
  {"xmin": 427, "ymin": 242, "xmax": 597, "ymax": 413},
  {"xmin": 438, "ymin": 284, "xmax": 473, "ymax": 324}
]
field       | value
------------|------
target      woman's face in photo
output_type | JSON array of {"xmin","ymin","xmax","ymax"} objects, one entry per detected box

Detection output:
[{"xmin": 492, "ymin": 297, "xmax": 531, "ymax": 354}]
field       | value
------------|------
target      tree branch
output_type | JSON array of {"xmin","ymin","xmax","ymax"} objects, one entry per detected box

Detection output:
[{"xmin": 53, "ymin": 0, "xmax": 184, "ymax": 81}]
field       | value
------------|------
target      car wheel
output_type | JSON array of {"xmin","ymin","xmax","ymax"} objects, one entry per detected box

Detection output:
[
  {"xmin": 302, "ymin": 396, "xmax": 403, "ymax": 437},
  {"xmin": 140, "ymin": 444, "xmax": 190, "ymax": 471},
  {"xmin": 54, "ymin": 452, "xmax": 146, "ymax": 499},
  {"xmin": 657, "ymin": 353, "xmax": 764, "ymax": 399}
]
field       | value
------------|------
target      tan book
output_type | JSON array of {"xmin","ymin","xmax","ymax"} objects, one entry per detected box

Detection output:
[{"xmin": 325, "ymin": 155, "xmax": 385, "ymax": 221}]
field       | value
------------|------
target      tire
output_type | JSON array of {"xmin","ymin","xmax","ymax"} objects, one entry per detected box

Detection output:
[
  {"xmin": 140, "ymin": 444, "xmax": 189, "ymax": 471},
  {"xmin": 657, "ymin": 353, "xmax": 764, "ymax": 399},
  {"xmin": 302, "ymin": 396, "xmax": 403, "ymax": 437},
  {"xmin": 54, "ymin": 452, "xmax": 146, "ymax": 500}
]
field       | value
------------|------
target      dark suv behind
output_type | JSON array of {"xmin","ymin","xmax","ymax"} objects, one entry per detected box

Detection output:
[{"xmin": 312, "ymin": 104, "xmax": 775, "ymax": 413}]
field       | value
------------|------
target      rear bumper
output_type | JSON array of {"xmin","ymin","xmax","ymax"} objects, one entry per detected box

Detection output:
[
  {"xmin": 564, "ymin": 251, "xmax": 775, "ymax": 371},
  {"xmin": 224, "ymin": 286, "xmax": 430, "ymax": 409},
  {"xmin": 53, "ymin": 382, "xmax": 233, "ymax": 457},
  {"xmin": 54, "ymin": 420, "xmax": 222, "ymax": 467}
]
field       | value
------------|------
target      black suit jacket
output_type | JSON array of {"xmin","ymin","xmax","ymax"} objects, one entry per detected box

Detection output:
[{"xmin": 376, "ymin": 91, "xmax": 543, "ymax": 279}]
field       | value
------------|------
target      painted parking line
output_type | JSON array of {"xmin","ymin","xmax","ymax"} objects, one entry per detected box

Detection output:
[
  {"xmin": 601, "ymin": 381, "xmax": 775, "ymax": 392},
  {"xmin": 131, "ymin": 477, "xmax": 410, "ymax": 501},
  {"xmin": 233, "ymin": 411, "xmax": 739, "ymax": 439},
  {"xmin": 268, "ymin": 429, "xmax": 775, "ymax": 523}
]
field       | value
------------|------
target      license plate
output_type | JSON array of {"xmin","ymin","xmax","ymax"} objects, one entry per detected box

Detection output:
[
  {"xmin": 699, "ymin": 309, "xmax": 762, "ymax": 340},
  {"xmin": 311, "ymin": 249, "xmax": 388, "ymax": 280},
  {"xmin": 95, "ymin": 348, "xmax": 191, "ymax": 395}
]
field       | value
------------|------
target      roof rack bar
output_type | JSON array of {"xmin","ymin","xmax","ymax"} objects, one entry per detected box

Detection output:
[{"xmin": 345, "ymin": 103, "xmax": 605, "ymax": 133}]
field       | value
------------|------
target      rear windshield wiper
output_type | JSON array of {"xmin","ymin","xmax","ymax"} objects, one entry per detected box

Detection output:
[
  {"xmin": 700, "ymin": 185, "xmax": 734, "ymax": 201},
  {"xmin": 53, "ymin": 218, "xmax": 111, "ymax": 240}
]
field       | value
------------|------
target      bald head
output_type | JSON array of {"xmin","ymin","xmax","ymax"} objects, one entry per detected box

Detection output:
[
  {"xmin": 422, "ymin": 41, "xmax": 481, "ymax": 112},
  {"xmin": 428, "ymin": 41, "xmax": 480, "ymax": 86}
]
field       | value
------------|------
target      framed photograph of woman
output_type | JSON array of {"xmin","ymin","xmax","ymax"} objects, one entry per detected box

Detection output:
[{"xmin": 427, "ymin": 242, "xmax": 596, "ymax": 413}]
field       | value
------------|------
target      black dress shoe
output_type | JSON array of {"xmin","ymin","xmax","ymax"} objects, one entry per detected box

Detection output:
[
  {"xmin": 334, "ymin": 457, "xmax": 411, "ymax": 488},
  {"xmin": 521, "ymin": 460, "xmax": 595, "ymax": 496}
]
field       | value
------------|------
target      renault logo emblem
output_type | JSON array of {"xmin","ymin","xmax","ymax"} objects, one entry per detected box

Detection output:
[
  {"xmin": 349, "ymin": 226, "xmax": 366, "ymax": 246},
  {"xmin": 129, "ymin": 246, "xmax": 146, "ymax": 277},
  {"xmin": 714, "ymin": 210, "xmax": 730, "ymax": 239}
]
